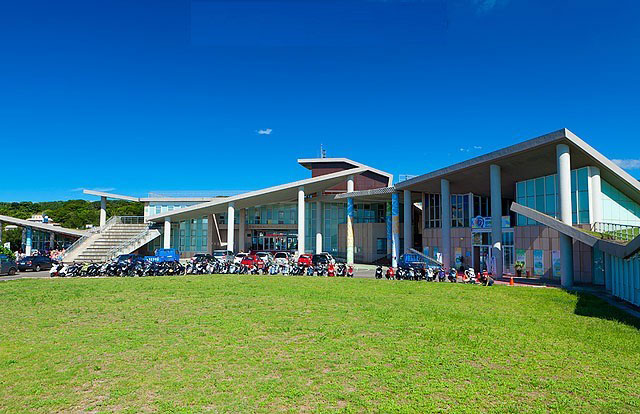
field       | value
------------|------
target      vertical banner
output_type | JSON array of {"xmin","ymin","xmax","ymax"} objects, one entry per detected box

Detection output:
[
  {"xmin": 552, "ymin": 250, "xmax": 561, "ymax": 278},
  {"xmin": 516, "ymin": 249, "xmax": 526, "ymax": 265},
  {"xmin": 455, "ymin": 247, "xmax": 462, "ymax": 269},
  {"xmin": 391, "ymin": 192, "xmax": 400, "ymax": 268},
  {"xmin": 386, "ymin": 201, "xmax": 392, "ymax": 255},
  {"xmin": 533, "ymin": 249, "xmax": 544, "ymax": 276},
  {"xmin": 346, "ymin": 198, "xmax": 354, "ymax": 265}
]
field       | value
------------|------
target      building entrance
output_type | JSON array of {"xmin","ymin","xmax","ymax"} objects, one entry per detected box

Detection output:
[{"xmin": 251, "ymin": 230, "xmax": 297, "ymax": 252}]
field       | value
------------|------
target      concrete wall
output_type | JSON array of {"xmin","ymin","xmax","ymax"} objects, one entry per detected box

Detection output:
[
  {"xmin": 514, "ymin": 225, "xmax": 593, "ymax": 283},
  {"xmin": 423, "ymin": 225, "xmax": 595, "ymax": 282},
  {"xmin": 338, "ymin": 222, "xmax": 391, "ymax": 263}
]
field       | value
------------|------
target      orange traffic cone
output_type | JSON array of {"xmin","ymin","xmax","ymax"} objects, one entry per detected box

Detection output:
[{"xmin": 509, "ymin": 277, "xmax": 514, "ymax": 286}]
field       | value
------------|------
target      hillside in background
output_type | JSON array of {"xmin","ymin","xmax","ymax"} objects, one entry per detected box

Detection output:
[{"xmin": 0, "ymin": 200, "xmax": 143, "ymax": 230}]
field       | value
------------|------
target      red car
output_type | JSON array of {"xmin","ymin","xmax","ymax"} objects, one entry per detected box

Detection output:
[
  {"xmin": 241, "ymin": 254, "xmax": 264, "ymax": 268},
  {"xmin": 297, "ymin": 254, "xmax": 313, "ymax": 266}
]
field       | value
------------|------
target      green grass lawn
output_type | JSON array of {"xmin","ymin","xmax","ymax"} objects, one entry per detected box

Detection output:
[{"xmin": 1, "ymin": 276, "xmax": 639, "ymax": 413}]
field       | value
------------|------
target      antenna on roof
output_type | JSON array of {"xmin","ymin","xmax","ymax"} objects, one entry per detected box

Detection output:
[{"xmin": 320, "ymin": 143, "xmax": 327, "ymax": 158}]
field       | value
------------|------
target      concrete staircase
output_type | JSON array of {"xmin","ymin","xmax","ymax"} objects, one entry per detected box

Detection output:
[{"xmin": 63, "ymin": 217, "xmax": 161, "ymax": 263}]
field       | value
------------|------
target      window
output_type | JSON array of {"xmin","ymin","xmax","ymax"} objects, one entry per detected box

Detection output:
[
  {"xmin": 425, "ymin": 194, "xmax": 441, "ymax": 228},
  {"xmin": 376, "ymin": 238, "xmax": 387, "ymax": 254}
]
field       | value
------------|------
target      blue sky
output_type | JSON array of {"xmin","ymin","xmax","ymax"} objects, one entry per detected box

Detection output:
[{"xmin": 1, "ymin": 0, "xmax": 639, "ymax": 201}]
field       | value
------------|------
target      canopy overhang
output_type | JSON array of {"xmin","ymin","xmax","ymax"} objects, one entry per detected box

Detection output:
[
  {"xmin": 146, "ymin": 167, "xmax": 367, "ymax": 222},
  {"xmin": 395, "ymin": 128, "xmax": 640, "ymax": 205},
  {"xmin": 0, "ymin": 215, "xmax": 86, "ymax": 238}
]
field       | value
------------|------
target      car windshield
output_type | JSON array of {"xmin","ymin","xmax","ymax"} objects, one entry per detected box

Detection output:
[
  {"xmin": 22, "ymin": 256, "xmax": 35, "ymax": 261},
  {"xmin": 274, "ymin": 253, "xmax": 286, "ymax": 258}
]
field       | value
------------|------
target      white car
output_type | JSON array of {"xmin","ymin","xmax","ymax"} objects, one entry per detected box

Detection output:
[
  {"xmin": 234, "ymin": 252, "xmax": 248, "ymax": 265},
  {"xmin": 256, "ymin": 252, "xmax": 274, "ymax": 266},
  {"xmin": 212, "ymin": 250, "xmax": 234, "ymax": 263},
  {"xmin": 273, "ymin": 252, "xmax": 290, "ymax": 266}
]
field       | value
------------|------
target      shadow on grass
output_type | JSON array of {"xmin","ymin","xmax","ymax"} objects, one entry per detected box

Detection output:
[{"xmin": 572, "ymin": 291, "xmax": 640, "ymax": 330}]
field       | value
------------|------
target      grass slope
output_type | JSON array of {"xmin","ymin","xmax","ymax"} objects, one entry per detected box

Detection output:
[{"xmin": 0, "ymin": 276, "xmax": 639, "ymax": 413}]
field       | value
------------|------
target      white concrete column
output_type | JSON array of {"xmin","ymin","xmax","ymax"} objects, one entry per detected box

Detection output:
[
  {"xmin": 441, "ymin": 179, "xmax": 451, "ymax": 269},
  {"xmin": 227, "ymin": 202, "xmax": 235, "ymax": 252},
  {"xmin": 238, "ymin": 208, "xmax": 246, "ymax": 252},
  {"xmin": 347, "ymin": 174, "xmax": 355, "ymax": 193},
  {"xmin": 25, "ymin": 226, "xmax": 32, "ymax": 256},
  {"xmin": 557, "ymin": 144, "xmax": 574, "ymax": 288},
  {"xmin": 163, "ymin": 217, "xmax": 171, "ymax": 249},
  {"xmin": 403, "ymin": 190, "xmax": 413, "ymax": 254},
  {"xmin": 315, "ymin": 201, "xmax": 323, "ymax": 254},
  {"xmin": 490, "ymin": 164, "xmax": 503, "ymax": 277},
  {"xmin": 100, "ymin": 196, "xmax": 107, "ymax": 227},
  {"xmin": 49, "ymin": 232, "xmax": 55, "ymax": 250},
  {"xmin": 590, "ymin": 166, "xmax": 603, "ymax": 225},
  {"xmin": 297, "ymin": 187, "xmax": 305, "ymax": 254}
]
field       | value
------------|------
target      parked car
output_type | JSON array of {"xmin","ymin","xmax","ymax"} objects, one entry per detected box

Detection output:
[
  {"xmin": 312, "ymin": 253, "xmax": 335, "ymax": 267},
  {"xmin": 212, "ymin": 250, "xmax": 234, "ymax": 263},
  {"xmin": 297, "ymin": 254, "xmax": 313, "ymax": 266},
  {"xmin": 17, "ymin": 256, "xmax": 54, "ymax": 272},
  {"xmin": 115, "ymin": 254, "xmax": 145, "ymax": 265},
  {"xmin": 397, "ymin": 253, "xmax": 427, "ymax": 270},
  {"xmin": 256, "ymin": 251, "xmax": 274, "ymax": 266},
  {"xmin": 273, "ymin": 252, "xmax": 290, "ymax": 265},
  {"xmin": 0, "ymin": 254, "xmax": 18, "ymax": 276},
  {"xmin": 191, "ymin": 254, "xmax": 212, "ymax": 263},
  {"xmin": 234, "ymin": 252, "xmax": 248, "ymax": 264},
  {"xmin": 241, "ymin": 254, "xmax": 264, "ymax": 268}
]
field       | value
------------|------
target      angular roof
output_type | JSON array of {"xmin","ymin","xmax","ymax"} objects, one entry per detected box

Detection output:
[
  {"xmin": 146, "ymin": 167, "xmax": 367, "ymax": 222},
  {"xmin": 0, "ymin": 214, "xmax": 86, "ymax": 237},
  {"xmin": 297, "ymin": 157, "xmax": 393, "ymax": 186},
  {"xmin": 396, "ymin": 128, "xmax": 640, "ymax": 204}
]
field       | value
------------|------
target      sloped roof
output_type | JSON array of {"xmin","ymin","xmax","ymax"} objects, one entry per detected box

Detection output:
[
  {"xmin": 146, "ymin": 167, "xmax": 367, "ymax": 222},
  {"xmin": 0, "ymin": 215, "xmax": 86, "ymax": 237},
  {"xmin": 396, "ymin": 128, "xmax": 640, "ymax": 204}
]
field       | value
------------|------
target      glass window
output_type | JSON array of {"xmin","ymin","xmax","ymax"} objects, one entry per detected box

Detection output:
[
  {"xmin": 376, "ymin": 238, "xmax": 386, "ymax": 254},
  {"xmin": 535, "ymin": 178, "xmax": 545, "ymax": 197},
  {"xmin": 525, "ymin": 180, "xmax": 534, "ymax": 197}
]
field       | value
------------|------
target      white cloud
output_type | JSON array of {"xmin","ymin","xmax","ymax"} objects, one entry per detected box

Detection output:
[
  {"xmin": 459, "ymin": 145, "xmax": 483, "ymax": 153},
  {"xmin": 472, "ymin": 0, "xmax": 508, "ymax": 13},
  {"xmin": 257, "ymin": 128, "xmax": 272, "ymax": 135},
  {"xmin": 613, "ymin": 159, "xmax": 640, "ymax": 170}
]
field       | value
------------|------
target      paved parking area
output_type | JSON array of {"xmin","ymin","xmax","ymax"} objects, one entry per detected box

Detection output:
[{"xmin": 0, "ymin": 270, "xmax": 51, "ymax": 282}]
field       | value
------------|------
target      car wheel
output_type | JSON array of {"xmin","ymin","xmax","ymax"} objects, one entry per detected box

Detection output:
[
  {"xmin": 35, "ymin": 265, "xmax": 41, "ymax": 272},
  {"xmin": 8, "ymin": 268, "xmax": 16, "ymax": 276}
]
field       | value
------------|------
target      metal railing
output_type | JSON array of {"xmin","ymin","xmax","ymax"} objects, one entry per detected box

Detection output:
[
  {"xmin": 62, "ymin": 216, "xmax": 145, "ymax": 260},
  {"xmin": 106, "ymin": 223, "xmax": 157, "ymax": 260},
  {"xmin": 118, "ymin": 216, "xmax": 145, "ymax": 225},
  {"xmin": 591, "ymin": 222, "xmax": 640, "ymax": 242}
]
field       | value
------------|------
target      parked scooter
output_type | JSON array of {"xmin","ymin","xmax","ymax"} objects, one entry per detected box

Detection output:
[
  {"xmin": 448, "ymin": 268, "xmax": 458, "ymax": 283},
  {"xmin": 375, "ymin": 265, "xmax": 383, "ymax": 279}
]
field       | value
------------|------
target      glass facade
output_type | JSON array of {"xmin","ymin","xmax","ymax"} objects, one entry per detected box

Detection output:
[
  {"xmin": 424, "ymin": 193, "xmax": 488, "ymax": 229},
  {"xmin": 515, "ymin": 167, "xmax": 590, "ymax": 226},
  {"xmin": 601, "ymin": 180, "xmax": 640, "ymax": 226},
  {"xmin": 21, "ymin": 229, "xmax": 75, "ymax": 252},
  {"xmin": 323, "ymin": 202, "xmax": 346, "ymax": 255}
]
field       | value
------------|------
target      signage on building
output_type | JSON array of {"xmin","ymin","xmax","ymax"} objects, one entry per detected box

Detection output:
[
  {"xmin": 533, "ymin": 250, "xmax": 544, "ymax": 276},
  {"xmin": 471, "ymin": 216, "xmax": 511, "ymax": 229},
  {"xmin": 552, "ymin": 250, "xmax": 561, "ymax": 278}
]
